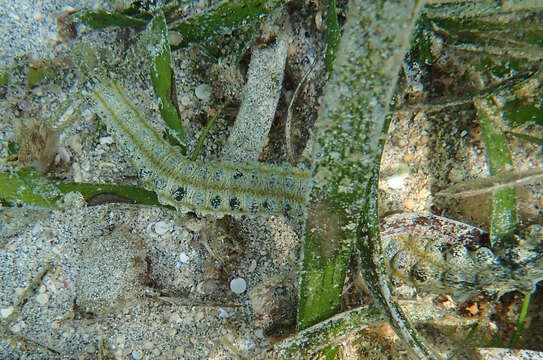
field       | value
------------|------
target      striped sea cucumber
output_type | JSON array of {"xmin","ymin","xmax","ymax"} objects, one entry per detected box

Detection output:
[
  {"xmin": 380, "ymin": 213, "xmax": 543, "ymax": 301},
  {"xmin": 90, "ymin": 80, "xmax": 312, "ymax": 218}
]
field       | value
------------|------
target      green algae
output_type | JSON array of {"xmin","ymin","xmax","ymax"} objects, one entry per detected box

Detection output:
[
  {"xmin": 510, "ymin": 292, "xmax": 532, "ymax": 347},
  {"xmin": 475, "ymin": 95, "xmax": 535, "ymax": 350},
  {"xmin": 0, "ymin": 167, "xmax": 61, "ymax": 207},
  {"xmin": 410, "ymin": 15, "xmax": 434, "ymax": 66},
  {"xmin": 503, "ymin": 99, "xmax": 543, "ymax": 128}
]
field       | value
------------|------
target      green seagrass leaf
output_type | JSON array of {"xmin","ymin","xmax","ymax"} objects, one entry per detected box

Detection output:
[
  {"xmin": 0, "ymin": 70, "xmax": 7, "ymax": 86},
  {"xmin": 507, "ymin": 131, "xmax": 543, "ymax": 146},
  {"xmin": 71, "ymin": 9, "xmax": 148, "ymax": 29},
  {"xmin": 296, "ymin": 0, "xmax": 434, "ymax": 358},
  {"xmin": 147, "ymin": 10, "xmax": 187, "ymax": 154},
  {"xmin": 168, "ymin": 0, "xmax": 285, "ymax": 50},
  {"xmin": 0, "ymin": 167, "xmax": 161, "ymax": 208},
  {"xmin": 476, "ymin": 97, "xmax": 518, "ymax": 248}
]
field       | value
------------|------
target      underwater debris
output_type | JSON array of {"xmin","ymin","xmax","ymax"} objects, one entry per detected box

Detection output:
[{"xmin": 15, "ymin": 118, "xmax": 59, "ymax": 174}]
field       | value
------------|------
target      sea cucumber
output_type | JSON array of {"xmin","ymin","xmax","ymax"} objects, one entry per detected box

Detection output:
[{"xmin": 90, "ymin": 80, "xmax": 312, "ymax": 218}]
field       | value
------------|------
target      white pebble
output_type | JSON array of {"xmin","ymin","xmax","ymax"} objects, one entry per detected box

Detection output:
[
  {"xmin": 169, "ymin": 312, "xmax": 181, "ymax": 323},
  {"xmin": 131, "ymin": 349, "xmax": 143, "ymax": 360},
  {"xmin": 179, "ymin": 252, "xmax": 189, "ymax": 263},
  {"xmin": 244, "ymin": 339, "xmax": 255, "ymax": 351},
  {"xmin": 10, "ymin": 321, "xmax": 22, "ymax": 333},
  {"xmin": 99, "ymin": 136, "xmax": 114, "ymax": 145},
  {"xmin": 180, "ymin": 94, "xmax": 192, "ymax": 106},
  {"xmin": 1, "ymin": 306, "xmax": 14, "ymax": 318},
  {"xmin": 68, "ymin": 134, "xmax": 83, "ymax": 155},
  {"xmin": 154, "ymin": 221, "xmax": 170, "ymax": 235},
  {"xmin": 85, "ymin": 343, "xmax": 97, "ymax": 354},
  {"xmin": 248, "ymin": 259, "xmax": 257, "ymax": 272},
  {"xmin": 175, "ymin": 345, "xmax": 185, "ymax": 356},
  {"xmin": 15, "ymin": 287, "xmax": 25, "ymax": 297},
  {"xmin": 56, "ymin": 146, "xmax": 71, "ymax": 164},
  {"xmin": 219, "ymin": 308, "xmax": 229, "ymax": 318},
  {"xmin": 386, "ymin": 174, "xmax": 406, "ymax": 190},
  {"xmin": 36, "ymin": 293, "xmax": 50, "ymax": 305},
  {"xmin": 195, "ymin": 84, "xmax": 212, "ymax": 101},
  {"xmin": 72, "ymin": 162, "xmax": 82, "ymax": 183},
  {"xmin": 31, "ymin": 222, "xmax": 42, "ymax": 235},
  {"xmin": 81, "ymin": 160, "xmax": 91, "ymax": 172},
  {"xmin": 230, "ymin": 278, "xmax": 247, "ymax": 295},
  {"xmin": 195, "ymin": 311, "xmax": 205, "ymax": 321},
  {"xmin": 168, "ymin": 31, "xmax": 183, "ymax": 47}
]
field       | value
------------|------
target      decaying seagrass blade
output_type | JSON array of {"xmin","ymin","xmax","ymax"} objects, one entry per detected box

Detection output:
[
  {"xmin": 436, "ymin": 168, "xmax": 543, "ymax": 198},
  {"xmin": 90, "ymin": 80, "xmax": 312, "ymax": 218},
  {"xmin": 221, "ymin": 27, "xmax": 289, "ymax": 163}
]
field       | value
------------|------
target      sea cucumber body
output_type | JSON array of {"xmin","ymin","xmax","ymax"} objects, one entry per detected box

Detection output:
[
  {"xmin": 381, "ymin": 213, "xmax": 543, "ymax": 300},
  {"xmin": 91, "ymin": 80, "xmax": 311, "ymax": 218}
]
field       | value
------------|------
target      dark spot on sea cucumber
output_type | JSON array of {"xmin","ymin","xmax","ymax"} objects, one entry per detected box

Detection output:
[
  {"xmin": 249, "ymin": 172, "xmax": 258, "ymax": 185},
  {"xmin": 233, "ymin": 169, "xmax": 243, "ymax": 180},
  {"xmin": 263, "ymin": 199, "xmax": 278, "ymax": 213},
  {"xmin": 267, "ymin": 174, "xmax": 279, "ymax": 188},
  {"xmin": 229, "ymin": 197, "xmax": 240, "ymax": 211},
  {"xmin": 211, "ymin": 195, "xmax": 222, "ymax": 208},
  {"xmin": 214, "ymin": 168, "xmax": 224, "ymax": 182},
  {"xmin": 140, "ymin": 167, "xmax": 152, "ymax": 179},
  {"xmin": 283, "ymin": 203, "xmax": 291, "ymax": 217},
  {"xmin": 198, "ymin": 166, "xmax": 209, "ymax": 180},
  {"xmin": 173, "ymin": 186, "xmax": 186, "ymax": 201}
]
